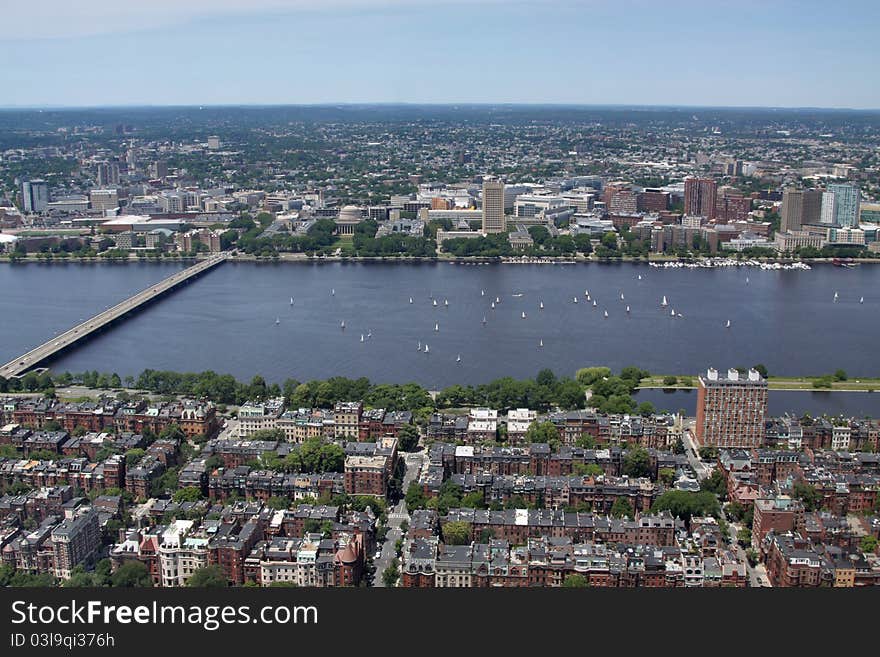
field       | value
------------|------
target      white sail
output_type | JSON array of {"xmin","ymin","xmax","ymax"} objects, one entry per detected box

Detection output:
[
  {"xmin": 417, "ymin": 341, "xmax": 421, "ymax": 351},
  {"xmin": 661, "ymin": 295, "xmax": 668, "ymax": 306},
  {"xmin": 521, "ymin": 311, "xmax": 526, "ymax": 319},
  {"xmin": 725, "ymin": 320, "xmax": 731, "ymax": 328},
  {"xmin": 275, "ymin": 317, "xmax": 280, "ymax": 325},
  {"xmin": 340, "ymin": 321, "xmax": 345, "ymax": 329},
  {"xmin": 433, "ymin": 299, "xmax": 438, "ymax": 306},
  {"xmin": 592, "ymin": 300, "xmax": 597, "ymax": 307},
  {"xmin": 360, "ymin": 334, "xmax": 364, "ymax": 342},
  {"xmin": 638, "ymin": 274, "xmax": 642, "ymax": 280},
  {"xmin": 671, "ymin": 308, "xmax": 676, "ymax": 317},
  {"xmin": 424, "ymin": 344, "xmax": 429, "ymax": 353},
  {"xmin": 496, "ymin": 297, "xmax": 500, "ymax": 304},
  {"xmin": 482, "ymin": 316, "xmax": 487, "ymax": 324},
  {"xmin": 539, "ymin": 339, "xmax": 544, "ymax": 348},
  {"xmin": 539, "ymin": 301, "xmax": 544, "ymax": 309},
  {"xmin": 860, "ymin": 296, "xmax": 865, "ymax": 304},
  {"xmin": 626, "ymin": 305, "xmax": 630, "ymax": 313},
  {"xmin": 290, "ymin": 297, "xmax": 294, "ymax": 305},
  {"xmin": 409, "ymin": 297, "xmax": 413, "ymax": 304},
  {"xmin": 573, "ymin": 297, "xmax": 578, "ymax": 303},
  {"xmin": 481, "ymin": 290, "xmax": 485, "ymax": 296},
  {"xmin": 603, "ymin": 310, "xmax": 608, "ymax": 318},
  {"xmin": 434, "ymin": 322, "xmax": 439, "ymax": 331},
  {"xmin": 456, "ymin": 354, "xmax": 461, "ymax": 362},
  {"xmin": 491, "ymin": 301, "xmax": 496, "ymax": 309},
  {"xmin": 331, "ymin": 288, "xmax": 335, "ymax": 296},
  {"xmin": 444, "ymin": 299, "xmax": 449, "ymax": 306}
]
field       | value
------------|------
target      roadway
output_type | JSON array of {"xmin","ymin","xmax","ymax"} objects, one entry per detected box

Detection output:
[
  {"xmin": 0, "ymin": 254, "xmax": 227, "ymax": 379},
  {"xmin": 373, "ymin": 449, "xmax": 428, "ymax": 587}
]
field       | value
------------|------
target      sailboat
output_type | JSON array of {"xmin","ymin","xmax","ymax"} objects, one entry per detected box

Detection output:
[
  {"xmin": 495, "ymin": 296, "xmax": 501, "ymax": 304},
  {"xmin": 331, "ymin": 288, "xmax": 335, "ymax": 296},
  {"xmin": 521, "ymin": 311, "xmax": 527, "ymax": 319},
  {"xmin": 367, "ymin": 331, "xmax": 372, "ymax": 339},
  {"xmin": 626, "ymin": 305, "xmax": 630, "ymax": 313},
  {"xmin": 620, "ymin": 293, "xmax": 625, "ymax": 301},
  {"xmin": 481, "ymin": 289, "xmax": 485, "ymax": 297},
  {"xmin": 603, "ymin": 310, "xmax": 609, "ymax": 318},
  {"xmin": 592, "ymin": 300, "xmax": 597, "ymax": 307},
  {"xmin": 409, "ymin": 297, "xmax": 413, "ymax": 304},
  {"xmin": 417, "ymin": 341, "xmax": 421, "ymax": 351},
  {"xmin": 539, "ymin": 339, "xmax": 544, "ymax": 348},
  {"xmin": 860, "ymin": 296, "xmax": 864, "ymax": 304},
  {"xmin": 585, "ymin": 289, "xmax": 590, "ymax": 297},
  {"xmin": 424, "ymin": 344, "xmax": 429, "ymax": 354},
  {"xmin": 638, "ymin": 274, "xmax": 642, "ymax": 280},
  {"xmin": 444, "ymin": 299, "xmax": 449, "ymax": 306},
  {"xmin": 433, "ymin": 299, "xmax": 438, "ymax": 307},
  {"xmin": 491, "ymin": 301, "xmax": 496, "ymax": 309},
  {"xmin": 833, "ymin": 291, "xmax": 839, "ymax": 302},
  {"xmin": 290, "ymin": 297, "xmax": 294, "ymax": 305},
  {"xmin": 573, "ymin": 297, "xmax": 578, "ymax": 304},
  {"xmin": 340, "ymin": 320, "xmax": 345, "ymax": 329},
  {"xmin": 360, "ymin": 334, "xmax": 365, "ymax": 342},
  {"xmin": 746, "ymin": 277, "xmax": 750, "ymax": 284},
  {"xmin": 661, "ymin": 295, "xmax": 668, "ymax": 307},
  {"xmin": 725, "ymin": 320, "xmax": 731, "ymax": 328},
  {"xmin": 434, "ymin": 322, "xmax": 439, "ymax": 332},
  {"xmin": 482, "ymin": 316, "xmax": 487, "ymax": 325},
  {"xmin": 539, "ymin": 301, "xmax": 544, "ymax": 310},
  {"xmin": 670, "ymin": 308, "xmax": 676, "ymax": 317},
  {"xmin": 275, "ymin": 317, "xmax": 280, "ymax": 325},
  {"xmin": 586, "ymin": 294, "xmax": 591, "ymax": 302},
  {"xmin": 456, "ymin": 354, "xmax": 461, "ymax": 363}
]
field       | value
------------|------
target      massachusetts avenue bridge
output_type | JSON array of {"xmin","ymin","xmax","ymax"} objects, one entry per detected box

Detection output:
[{"xmin": 0, "ymin": 254, "xmax": 228, "ymax": 380}]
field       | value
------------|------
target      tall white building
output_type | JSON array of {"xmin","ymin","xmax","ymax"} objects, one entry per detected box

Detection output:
[
  {"xmin": 21, "ymin": 179, "xmax": 49, "ymax": 213},
  {"xmin": 819, "ymin": 191, "xmax": 835, "ymax": 224}
]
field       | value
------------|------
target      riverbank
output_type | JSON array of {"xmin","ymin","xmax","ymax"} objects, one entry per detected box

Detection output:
[{"xmin": 639, "ymin": 375, "xmax": 880, "ymax": 392}]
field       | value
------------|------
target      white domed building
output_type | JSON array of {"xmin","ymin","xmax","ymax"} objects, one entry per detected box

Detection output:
[{"xmin": 335, "ymin": 205, "xmax": 364, "ymax": 235}]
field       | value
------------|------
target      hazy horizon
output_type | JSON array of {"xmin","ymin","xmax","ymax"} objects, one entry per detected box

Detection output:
[{"xmin": 3, "ymin": 1, "xmax": 879, "ymax": 109}]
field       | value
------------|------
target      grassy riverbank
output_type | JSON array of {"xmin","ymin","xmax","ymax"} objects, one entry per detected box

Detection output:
[{"xmin": 639, "ymin": 375, "xmax": 880, "ymax": 392}]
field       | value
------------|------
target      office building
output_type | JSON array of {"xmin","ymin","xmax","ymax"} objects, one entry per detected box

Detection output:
[
  {"xmin": 482, "ymin": 180, "xmax": 506, "ymax": 234},
  {"xmin": 695, "ymin": 368, "xmax": 768, "ymax": 448},
  {"xmin": 90, "ymin": 189, "xmax": 119, "ymax": 213},
  {"xmin": 828, "ymin": 183, "xmax": 860, "ymax": 227},
  {"xmin": 21, "ymin": 179, "xmax": 49, "ymax": 213},
  {"xmin": 684, "ymin": 177, "xmax": 717, "ymax": 219},
  {"xmin": 781, "ymin": 188, "xmax": 822, "ymax": 232}
]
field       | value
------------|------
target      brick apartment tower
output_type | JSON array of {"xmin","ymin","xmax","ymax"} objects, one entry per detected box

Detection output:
[
  {"xmin": 695, "ymin": 368, "xmax": 768, "ymax": 448},
  {"xmin": 684, "ymin": 177, "xmax": 718, "ymax": 219}
]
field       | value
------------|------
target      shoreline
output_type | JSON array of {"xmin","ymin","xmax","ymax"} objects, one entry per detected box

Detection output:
[{"xmin": 2, "ymin": 253, "xmax": 879, "ymax": 266}]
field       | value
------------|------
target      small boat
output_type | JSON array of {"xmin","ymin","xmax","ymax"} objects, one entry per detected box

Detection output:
[
  {"xmin": 746, "ymin": 277, "xmax": 750, "ymax": 284},
  {"xmin": 275, "ymin": 317, "xmax": 280, "ymax": 325},
  {"xmin": 491, "ymin": 301, "xmax": 496, "ymax": 309},
  {"xmin": 409, "ymin": 297, "xmax": 413, "ymax": 304},
  {"xmin": 625, "ymin": 305, "xmax": 630, "ymax": 313},
  {"xmin": 456, "ymin": 354, "xmax": 461, "ymax": 363},
  {"xmin": 360, "ymin": 334, "xmax": 365, "ymax": 342},
  {"xmin": 585, "ymin": 289, "xmax": 590, "ymax": 297},
  {"xmin": 331, "ymin": 288, "xmax": 335, "ymax": 296},
  {"xmin": 592, "ymin": 300, "xmax": 597, "ymax": 307},
  {"xmin": 603, "ymin": 310, "xmax": 609, "ymax": 318},
  {"xmin": 521, "ymin": 311, "xmax": 527, "ymax": 319},
  {"xmin": 417, "ymin": 341, "xmax": 421, "ymax": 351},
  {"xmin": 620, "ymin": 293, "xmax": 625, "ymax": 301},
  {"xmin": 290, "ymin": 297, "xmax": 294, "ymax": 305},
  {"xmin": 676, "ymin": 312, "xmax": 683, "ymax": 318},
  {"xmin": 539, "ymin": 301, "xmax": 544, "ymax": 310},
  {"xmin": 482, "ymin": 316, "xmax": 487, "ymax": 325},
  {"xmin": 444, "ymin": 299, "xmax": 449, "ymax": 306},
  {"xmin": 833, "ymin": 291, "xmax": 839, "ymax": 302},
  {"xmin": 573, "ymin": 297, "xmax": 578, "ymax": 304},
  {"xmin": 434, "ymin": 322, "xmax": 439, "ymax": 332},
  {"xmin": 539, "ymin": 339, "xmax": 544, "ymax": 348},
  {"xmin": 433, "ymin": 299, "xmax": 438, "ymax": 307},
  {"xmin": 725, "ymin": 320, "xmax": 731, "ymax": 328},
  {"xmin": 661, "ymin": 295, "xmax": 668, "ymax": 307},
  {"xmin": 495, "ymin": 297, "xmax": 501, "ymax": 304},
  {"xmin": 512, "ymin": 293, "xmax": 523, "ymax": 298},
  {"xmin": 860, "ymin": 296, "xmax": 864, "ymax": 304},
  {"xmin": 638, "ymin": 274, "xmax": 642, "ymax": 280},
  {"xmin": 424, "ymin": 344, "xmax": 429, "ymax": 354},
  {"xmin": 670, "ymin": 308, "xmax": 676, "ymax": 317},
  {"xmin": 586, "ymin": 294, "xmax": 591, "ymax": 302},
  {"xmin": 367, "ymin": 331, "xmax": 372, "ymax": 339},
  {"xmin": 340, "ymin": 321, "xmax": 345, "ymax": 329},
  {"xmin": 481, "ymin": 290, "xmax": 485, "ymax": 297}
]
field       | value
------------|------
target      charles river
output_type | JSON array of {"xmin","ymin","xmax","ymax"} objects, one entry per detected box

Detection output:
[{"xmin": 2, "ymin": 260, "xmax": 880, "ymax": 417}]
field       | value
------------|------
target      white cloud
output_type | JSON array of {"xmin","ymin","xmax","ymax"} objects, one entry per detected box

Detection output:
[{"xmin": 1, "ymin": 0, "xmax": 513, "ymax": 40}]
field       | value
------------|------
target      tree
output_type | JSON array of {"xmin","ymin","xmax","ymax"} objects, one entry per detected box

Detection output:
[
  {"xmin": 562, "ymin": 574, "xmax": 589, "ymax": 587},
  {"xmin": 265, "ymin": 496, "xmax": 289, "ymax": 510},
  {"xmin": 382, "ymin": 559, "xmax": 400, "ymax": 587},
  {"xmin": 63, "ymin": 565, "xmax": 95, "ymax": 587},
  {"xmin": 111, "ymin": 561, "xmax": 153, "ymax": 587},
  {"xmin": 651, "ymin": 490, "xmax": 720, "ymax": 522},
  {"xmin": 397, "ymin": 424, "xmax": 420, "ymax": 452},
  {"xmin": 636, "ymin": 402, "xmax": 655, "ymax": 417},
  {"xmin": 860, "ymin": 535, "xmax": 878, "ymax": 554},
  {"xmin": 573, "ymin": 463, "xmax": 604, "ymax": 478},
  {"xmin": 610, "ymin": 497, "xmax": 634, "ymax": 519},
  {"xmin": 658, "ymin": 468, "xmax": 675, "ymax": 487},
  {"xmin": 752, "ymin": 363, "xmax": 768, "ymax": 378},
  {"xmin": 622, "ymin": 445, "xmax": 652, "ymax": 479},
  {"xmin": 405, "ymin": 482, "xmax": 427, "ymax": 510},
  {"xmin": 792, "ymin": 481, "xmax": 822, "ymax": 512},
  {"xmin": 525, "ymin": 421, "xmax": 560, "ymax": 446},
  {"xmin": 662, "ymin": 376, "xmax": 678, "ymax": 386},
  {"xmin": 834, "ymin": 369, "xmax": 848, "ymax": 381},
  {"xmin": 576, "ymin": 367, "xmax": 611, "ymax": 386},
  {"xmin": 441, "ymin": 521, "xmax": 472, "ymax": 545},
  {"xmin": 736, "ymin": 528, "xmax": 752, "ymax": 548},
  {"xmin": 172, "ymin": 486, "xmax": 203, "ymax": 503},
  {"xmin": 186, "ymin": 565, "xmax": 227, "ymax": 587},
  {"xmin": 700, "ymin": 468, "xmax": 728, "ymax": 500}
]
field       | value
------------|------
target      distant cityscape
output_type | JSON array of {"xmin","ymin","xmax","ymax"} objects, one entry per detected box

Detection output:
[{"xmin": 1, "ymin": 107, "xmax": 879, "ymax": 261}]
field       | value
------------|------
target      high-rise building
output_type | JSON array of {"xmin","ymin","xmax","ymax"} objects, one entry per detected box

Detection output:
[
  {"xmin": 695, "ymin": 367, "xmax": 768, "ymax": 448},
  {"xmin": 96, "ymin": 160, "xmax": 120, "ymax": 187},
  {"xmin": 684, "ymin": 177, "xmax": 717, "ymax": 219},
  {"xmin": 51, "ymin": 509, "xmax": 101, "ymax": 579},
  {"xmin": 21, "ymin": 179, "xmax": 49, "ymax": 213},
  {"xmin": 780, "ymin": 188, "xmax": 821, "ymax": 232},
  {"xmin": 482, "ymin": 180, "xmax": 505, "ymax": 234},
  {"xmin": 90, "ymin": 189, "xmax": 119, "ymax": 213},
  {"xmin": 828, "ymin": 183, "xmax": 860, "ymax": 227},
  {"xmin": 820, "ymin": 191, "xmax": 836, "ymax": 225}
]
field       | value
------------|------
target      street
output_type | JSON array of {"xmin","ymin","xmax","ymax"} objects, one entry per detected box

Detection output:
[{"xmin": 373, "ymin": 450, "xmax": 426, "ymax": 587}]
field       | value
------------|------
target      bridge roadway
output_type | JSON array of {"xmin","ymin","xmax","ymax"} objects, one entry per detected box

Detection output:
[{"xmin": 0, "ymin": 253, "xmax": 228, "ymax": 379}]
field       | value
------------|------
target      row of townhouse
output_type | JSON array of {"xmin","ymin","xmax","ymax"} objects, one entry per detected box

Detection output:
[
  {"xmin": 436, "ymin": 472, "xmax": 659, "ymax": 514},
  {"xmin": 400, "ymin": 535, "xmax": 746, "ymax": 588},
  {"xmin": 0, "ymin": 455, "xmax": 126, "ymax": 494},
  {"xmin": 1, "ymin": 396, "xmax": 218, "ymax": 440},
  {"xmin": 764, "ymin": 415, "xmax": 880, "ymax": 452},
  {"xmin": 762, "ymin": 531, "xmax": 880, "ymax": 587},
  {"xmin": 237, "ymin": 399, "xmax": 412, "ymax": 442},
  {"xmin": 427, "ymin": 442, "xmax": 684, "ymax": 479}
]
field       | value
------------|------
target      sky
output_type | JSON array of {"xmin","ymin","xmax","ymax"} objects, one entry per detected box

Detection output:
[{"xmin": 1, "ymin": 0, "xmax": 879, "ymax": 109}]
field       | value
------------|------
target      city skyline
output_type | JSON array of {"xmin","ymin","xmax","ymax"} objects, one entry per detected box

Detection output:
[{"xmin": 2, "ymin": 0, "xmax": 880, "ymax": 109}]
